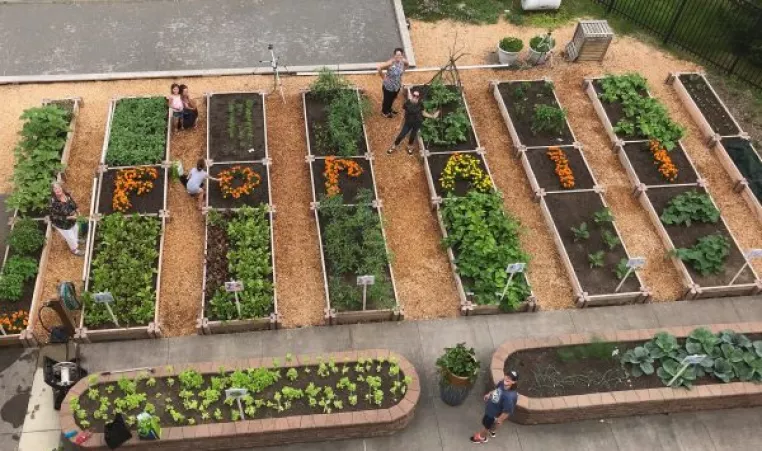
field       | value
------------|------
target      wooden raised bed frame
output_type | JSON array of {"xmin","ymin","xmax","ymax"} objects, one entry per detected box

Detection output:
[
  {"xmin": 405, "ymin": 84, "xmax": 537, "ymax": 315},
  {"xmin": 198, "ymin": 91, "xmax": 280, "ymax": 334},
  {"xmin": 0, "ymin": 97, "xmax": 81, "ymax": 348},
  {"xmin": 491, "ymin": 322, "xmax": 762, "ymax": 425},
  {"xmin": 60, "ymin": 349, "xmax": 420, "ymax": 450},
  {"xmin": 493, "ymin": 79, "xmax": 648, "ymax": 307},
  {"xmin": 584, "ymin": 76, "xmax": 762, "ymax": 299},
  {"xmin": 302, "ymin": 89, "xmax": 402, "ymax": 324}
]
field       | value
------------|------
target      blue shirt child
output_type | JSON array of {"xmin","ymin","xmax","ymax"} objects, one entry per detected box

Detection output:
[{"xmin": 484, "ymin": 381, "xmax": 518, "ymax": 419}]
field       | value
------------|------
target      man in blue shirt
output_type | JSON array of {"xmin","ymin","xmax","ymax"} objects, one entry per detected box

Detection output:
[{"xmin": 471, "ymin": 370, "xmax": 519, "ymax": 444}]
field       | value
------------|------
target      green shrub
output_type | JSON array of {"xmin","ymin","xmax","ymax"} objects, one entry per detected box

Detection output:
[
  {"xmin": 0, "ymin": 256, "xmax": 39, "ymax": 301},
  {"xmin": 531, "ymin": 104, "xmax": 567, "ymax": 136},
  {"xmin": 7, "ymin": 219, "xmax": 45, "ymax": 254},
  {"xmin": 530, "ymin": 34, "xmax": 555, "ymax": 53},
  {"xmin": 499, "ymin": 37, "xmax": 523, "ymax": 52}
]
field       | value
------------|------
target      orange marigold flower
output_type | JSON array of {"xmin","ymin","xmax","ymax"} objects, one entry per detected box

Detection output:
[
  {"xmin": 112, "ymin": 167, "xmax": 159, "ymax": 212},
  {"xmin": 218, "ymin": 166, "xmax": 262, "ymax": 199},
  {"xmin": 323, "ymin": 157, "xmax": 363, "ymax": 196},
  {"xmin": 547, "ymin": 147, "xmax": 575, "ymax": 189}
]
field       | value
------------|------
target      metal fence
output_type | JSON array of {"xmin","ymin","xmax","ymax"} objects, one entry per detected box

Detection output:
[{"xmin": 594, "ymin": 0, "xmax": 762, "ymax": 89}]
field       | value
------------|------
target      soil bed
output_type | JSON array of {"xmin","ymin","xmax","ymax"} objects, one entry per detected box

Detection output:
[
  {"xmin": 525, "ymin": 147, "xmax": 595, "ymax": 191},
  {"xmin": 208, "ymin": 93, "xmax": 266, "ymax": 161},
  {"xmin": 97, "ymin": 167, "xmax": 165, "ymax": 215},
  {"xmin": 678, "ymin": 74, "xmax": 740, "ymax": 136},
  {"xmin": 646, "ymin": 185, "xmax": 755, "ymax": 286},
  {"xmin": 304, "ymin": 91, "xmax": 368, "ymax": 157},
  {"xmin": 0, "ymin": 220, "xmax": 46, "ymax": 317},
  {"xmin": 207, "ymin": 163, "xmax": 270, "ymax": 209},
  {"xmin": 593, "ymin": 80, "xmax": 648, "ymax": 141},
  {"xmin": 311, "ymin": 158, "xmax": 375, "ymax": 204},
  {"xmin": 425, "ymin": 152, "xmax": 491, "ymax": 198},
  {"xmin": 544, "ymin": 191, "xmax": 640, "ymax": 295},
  {"xmin": 622, "ymin": 142, "xmax": 698, "ymax": 186},
  {"xmin": 722, "ymin": 137, "xmax": 762, "ymax": 201},
  {"xmin": 410, "ymin": 84, "xmax": 478, "ymax": 152},
  {"xmin": 498, "ymin": 81, "xmax": 574, "ymax": 147},
  {"xmin": 504, "ymin": 334, "xmax": 762, "ymax": 397}
]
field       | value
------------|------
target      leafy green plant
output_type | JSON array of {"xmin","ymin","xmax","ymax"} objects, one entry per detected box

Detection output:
[
  {"xmin": 571, "ymin": 222, "xmax": 589, "ymax": 242},
  {"xmin": 531, "ymin": 104, "xmax": 566, "ymax": 136},
  {"xmin": 0, "ymin": 255, "xmax": 40, "ymax": 301},
  {"xmin": 8, "ymin": 105, "xmax": 70, "ymax": 213},
  {"xmin": 601, "ymin": 229, "xmax": 621, "ymax": 250},
  {"xmin": 556, "ymin": 337, "xmax": 617, "ymax": 362},
  {"xmin": 672, "ymin": 233, "xmax": 730, "ymax": 276},
  {"xmin": 84, "ymin": 214, "xmax": 161, "ymax": 327},
  {"xmin": 621, "ymin": 345, "xmax": 656, "ymax": 377},
  {"xmin": 7, "ymin": 219, "xmax": 45, "ymax": 254},
  {"xmin": 178, "ymin": 370, "xmax": 204, "ymax": 390},
  {"xmin": 588, "ymin": 251, "xmax": 605, "ymax": 268},
  {"xmin": 420, "ymin": 79, "xmax": 471, "ymax": 147},
  {"xmin": 499, "ymin": 37, "xmax": 523, "ymax": 52},
  {"xmin": 440, "ymin": 191, "xmax": 530, "ymax": 311},
  {"xmin": 657, "ymin": 358, "xmax": 697, "ymax": 388},
  {"xmin": 106, "ymin": 97, "xmax": 167, "ymax": 166},
  {"xmin": 436, "ymin": 342, "xmax": 479, "ymax": 383},
  {"xmin": 660, "ymin": 190, "xmax": 720, "ymax": 226},
  {"xmin": 529, "ymin": 34, "xmax": 555, "ymax": 53},
  {"xmin": 593, "ymin": 207, "xmax": 614, "ymax": 226}
]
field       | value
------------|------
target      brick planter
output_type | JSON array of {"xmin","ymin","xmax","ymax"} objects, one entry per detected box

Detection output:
[
  {"xmin": 491, "ymin": 323, "xmax": 762, "ymax": 425},
  {"xmin": 60, "ymin": 349, "xmax": 420, "ymax": 450}
]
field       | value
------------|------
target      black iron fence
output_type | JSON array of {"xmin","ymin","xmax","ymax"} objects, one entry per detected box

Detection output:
[{"xmin": 594, "ymin": 0, "xmax": 762, "ymax": 88}]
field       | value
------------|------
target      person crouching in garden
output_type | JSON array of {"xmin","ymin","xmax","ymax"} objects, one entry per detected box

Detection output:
[
  {"xmin": 471, "ymin": 370, "xmax": 519, "ymax": 444},
  {"xmin": 387, "ymin": 89, "xmax": 439, "ymax": 155},
  {"xmin": 181, "ymin": 159, "xmax": 218, "ymax": 211},
  {"xmin": 49, "ymin": 182, "xmax": 83, "ymax": 256}
]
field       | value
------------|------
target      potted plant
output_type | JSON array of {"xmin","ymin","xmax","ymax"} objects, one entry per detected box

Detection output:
[
  {"xmin": 436, "ymin": 342, "xmax": 480, "ymax": 406},
  {"xmin": 136, "ymin": 413, "xmax": 161, "ymax": 440},
  {"xmin": 528, "ymin": 33, "xmax": 555, "ymax": 65},
  {"xmin": 498, "ymin": 37, "xmax": 523, "ymax": 65}
]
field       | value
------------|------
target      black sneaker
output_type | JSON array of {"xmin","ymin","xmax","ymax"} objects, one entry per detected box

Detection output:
[
  {"xmin": 406, "ymin": 146, "xmax": 414, "ymax": 155},
  {"xmin": 382, "ymin": 112, "xmax": 394, "ymax": 118},
  {"xmin": 470, "ymin": 435, "xmax": 488, "ymax": 444},
  {"xmin": 490, "ymin": 430, "xmax": 497, "ymax": 438}
]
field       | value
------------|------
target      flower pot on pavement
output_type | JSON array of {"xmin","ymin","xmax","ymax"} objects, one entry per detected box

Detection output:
[
  {"xmin": 498, "ymin": 37, "xmax": 523, "ymax": 65},
  {"xmin": 436, "ymin": 343, "xmax": 480, "ymax": 406},
  {"xmin": 528, "ymin": 34, "xmax": 555, "ymax": 65}
]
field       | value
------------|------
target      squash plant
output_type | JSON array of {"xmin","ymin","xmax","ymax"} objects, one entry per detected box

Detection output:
[
  {"xmin": 440, "ymin": 191, "xmax": 530, "ymax": 311},
  {"xmin": 672, "ymin": 233, "xmax": 730, "ymax": 276},
  {"xmin": 660, "ymin": 190, "xmax": 720, "ymax": 227},
  {"xmin": 106, "ymin": 97, "xmax": 167, "ymax": 166},
  {"xmin": 9, "ymin": 105, "xmax": 70, "ymax": 214},
  {"xmin": 85, "ymin": 214, "xmax": 161, "ymax": 327}
]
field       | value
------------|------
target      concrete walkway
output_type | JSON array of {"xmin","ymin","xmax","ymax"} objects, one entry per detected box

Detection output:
[
  {"xmin": 40, "ymin": 296, "xmax": 759, "ymax": 451},
  {"xmin": 0, "ymin": 0, "xmax": 413, "ymax": 81}
]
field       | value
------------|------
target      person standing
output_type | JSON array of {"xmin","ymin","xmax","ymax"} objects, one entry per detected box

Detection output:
[
  {"xmin": 179, "ymin": 84, "xmax": 198, "ymax": 130},
  {"xmin": 387, "ymin": 89, "xmax": 439, "ymax": 155},
  {"xmin": 49, "ymin": 182, "xmax": 83, "ymax": 256},
  {"xmin": 377, "ymin": 48, "xmax": 409, "ymax": 118},
  {"xmin": 470, "ymin": 370, "xmax": 519, "ymax": 444},
  {"xmin": 167, "ymin": 83, "xmax": 184, "ymax": 131}
]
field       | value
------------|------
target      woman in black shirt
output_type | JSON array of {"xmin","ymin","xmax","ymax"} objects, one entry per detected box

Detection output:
[
  {"xmin": 49, "ymin": 182, "xmax": 83, "ymax": 256},
  {"xmin": 387, "ymin": 89, "xmax": 439, "ymax": 155}
]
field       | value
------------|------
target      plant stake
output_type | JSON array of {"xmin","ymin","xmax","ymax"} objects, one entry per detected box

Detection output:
[
  {"xmin": 225, "ymin": 388, "xmax": 248, "ymax": 420},
  {"xmin": 615, "ymin": 257, "xmax": 645, "ymax": 293},
  {"xmin": 729, "ymin": 249, "xmax": 762, "ymax": 285},
  {"xmin": 0, "ymin": 324, "xmax": 6, "ymax": 336},
  {"xmin": 356, "ymin": 275, "xmax": 375, "ymax": 311},
  {"xmin": 667, "ymin": 354, "xmax": 706, "ymax": 387},
  {"xmin": 93, "ymin": 292, "xmax": 119, "ymax": 327},
  {"xmin": 497, "ymin": 263, "xmax": 526, "ymax": 303},
  {"xmin": 224, "ymin": 280, "xmax": 244, "ymax": 319}
]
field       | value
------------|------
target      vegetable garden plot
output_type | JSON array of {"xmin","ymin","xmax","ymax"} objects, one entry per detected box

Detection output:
[
  {"xmin": 618, "ymin": 141, "xmax": 700, "ymax": 188},
  {"xmin": 310, "ymin": 157, "xmax": 376, "ymax": 204},
  {"xmin": 200, "ymin": 91, "xmax": 278, "ymax": 334},
  {"xmin": 669, "ymin": 72, "xmax": 741, "ymax": 140},
  {"xmin": 96, "ymin": 166, "xmax": 167, "ymax": 215},
  {"xmin": 585, "ymin": 75, "xmax": 761, "ymax": 300},
  {"xmin": 409, "ymin": 82, "xmax": 479, "ymax": 153},
  {"xmin": 493, "ymin": 80, "xmax": 575, "ymax": 148},
  {"xmin": 102, "ymin": 97, "xmax": 170, "ymax": 166},
  {"xmin": 78, "ymin": 215, "xmax": 165, "ymax": 342},
  {"xmin": 423, "ymin": 151, "xmax": 494, "ymax": 201}
]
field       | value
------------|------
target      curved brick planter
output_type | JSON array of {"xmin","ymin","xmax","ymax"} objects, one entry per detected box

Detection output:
[
  {"xmin": 60, "ymin": 349, "xmax": 420, "ymax": 450},
  {"xmin": 491, "ymin": 323, "xmax": 762, "ymax": 425}
]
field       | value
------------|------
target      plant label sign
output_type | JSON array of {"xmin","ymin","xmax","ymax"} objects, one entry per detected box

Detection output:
[
  {"xmin": 505, "ymin": 263, "xmax": 526, "ymax": 274},
  {"xmin": 224, "ymin": 281, "xmax": 244, "ymax": 292},
  {"xmin": 93, "ymin": 292, "xmax": 120, "ymax": 327},
  {"xmin": 683, "ymin": 354, "xmax": 707, "ymax": 365},
  {"xmin": 225, "ymin": 388, "xmax": 248, "ymax": 420},
  {"xmin": 626, "ymin": 257, "xmax": 646, "ymax": 270},
  {"xmin": 356, "ymin": 275, "xmax": 375, "ymax": 286},
  {"xmin": 745, "ymin": 249, "xmax": 762, "ymax": 259}
]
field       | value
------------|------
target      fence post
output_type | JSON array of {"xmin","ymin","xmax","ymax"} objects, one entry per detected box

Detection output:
[
  {"xmin": 606, "ymin": 0, "xmax": 616, "ymax": 13},
  {"xmin": 664, "ymin": 0, "xmax": 689, "ymax": 44}
]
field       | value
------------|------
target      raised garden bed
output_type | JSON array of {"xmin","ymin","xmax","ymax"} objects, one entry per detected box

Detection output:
[
  {"xmin": 491, "ymin": 323, "xmax": 762, "ymax": 424},
  {"xmin": 409, "ymin": 82, "xmax": 479, "ymax": 153},
  {"xmin": 585, "ymin": 74, "xmax": 761, "ymax": 299},
  {"xmin": 493, "ymin": 80, "xmax": 575, "ymax": 149},
  {"xmin": 303, "ymin": 71, "xmax": 400, "ymax": 324},
  {"xmin": 207, "ymin": 92, "xmax": 267, "ymax": 161},
  {"xmin": 422, "ymin": 151, "xmax": 494, "ymax": 202},
  {"xmin": 206, "ymin": 163, "xmax": 271, "ymax": 210},
  {"xmin": 198, "ymin": 206, "xmax": 278, "ymax": 334},
  {"xmin": 714, "ymin": 137, "xmax": 762, "ymax": 223},
  {"xmin": 77, "ymin": 214, "xmax": 165, "ymax": 343},
  {"xmin": 668, "ymin": 72, "xmax": 741, "ymax": 141},
  {"xmin": 96, "ymin": 166, "xmax": 167, "ymax": 216},
  {"xmin": 102, "ymin": 97, "xmax": 170, "ymax": 167},
  {"xmin": 60, "ymin": 350, "xmax": 420, "ymax": 450}
]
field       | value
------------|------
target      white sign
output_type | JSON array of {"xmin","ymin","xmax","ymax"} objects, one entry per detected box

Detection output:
[
  {"xmin": 745, "ymin": 249, "xmax": 762, "ymax": 259},
  {"xmin": 506, "ymin": 263, "xmax": 526, "ymax": 274},
  {"xmin": 626, "ymin": 257, "xmax": 646, "ymax": 270},
  {"xmin": 225, "ymin": 388, "xmax": 248, "ymax": 420},
  {"xmin": 682, "ymin": 354, "xmax": 706, "ymax": 365},
  {"xmin": 356, "ymin": 275, "xmax": 376, "ymax": 286},
  {"xmin": 93, "ymin": 292, "xmax": 119, "ymax": 327},
  {"xmin": 224, "ymin": 281, "xmax": 244, "ymax": 292}
]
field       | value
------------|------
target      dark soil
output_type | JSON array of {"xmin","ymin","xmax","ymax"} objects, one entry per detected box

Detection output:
[
  {"xmin": 679, "ymin": 74, "xmax": 740, "ymax": 137},
  {"xmin": 76, "ymin": 362, "xmax": 409, "ymax": 433},
  {"xmin": 646, "ymin": 185, "xmax": 755, "ymax": 286},
  {"xmin": 0, "ymin": 220, "xmax": 47, "ymax": 319},
  {"xmin": 622, "ymin": 142, "xmax": 698, "ymax": 186},
  {"xmin": 505, "ymin": 334, "xmax": 762, "ymax": 397},
  {"xmin": 97, "ymin": 167, "xmax": 166, "ymax": 215},
  {"xmin": 409, "ymin": 84, "xmax": 479, "ymax": 152},
  {"xmin": 722, "ymin": 137, "xmax": 762, "ymax": 201},
  {"xmin": 525, "ymin": 146, "xmax": 595, "ymax": 191},
  {"xmin": 311, "ymin": 158, "xmax": 375, "ymax": 204},
  {"xmin": 498, "ymin": 81, "xmax": 574, "ymax": 147},
  {"xmin": 207, "ymin": 163, "xmax": 270, "ymax": 210},
  {"xmin": 208, "ymin": 93, "xmax": 266, "ymax": 161},
  {"xmin": 305, "ymin": 91, "xmax": 368, "ymax": 157},
  {"xmin": 593, "ymin": 80, "xmax": 648, "ymax": 141},
  {"xmin": 425, "ymin": 151, "xmax": 491, "ymax": 198},
  {"xmin": 544, "ymin": 191, "xmax": 641, "ymax": 295}
]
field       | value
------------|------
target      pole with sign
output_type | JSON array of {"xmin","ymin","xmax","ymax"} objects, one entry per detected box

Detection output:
[
  {"xmin": 667, "ymin": 354, "xmax": 706, "ymax": 387},
  {"xmin": 498, "ymin": 263, "xmax": 526, "ymax": 303},
  {"xmin": 615, "ymin": 257, "xmax": 645, "ymax": 293},
  {"xmin": 0, "ymin": 324, "xmax": 6, "ymax": 336},
  {"xmin": 225, "ymin": 388, "xmax": 249, "ymax": 420},
  {"xmin": 224, "ymin": 280, "xmax": 244, "ymax": 319},
  {"xmin": 356, "ymin": 275, "xmax": 375, "ymax": 311},
  {"xmin": 94, "ymin": 292, "xmax": 119, "ymax": 327},
  {"xmin": 729, "ymin": 249, "xmax": 762, "ymax": 285}
]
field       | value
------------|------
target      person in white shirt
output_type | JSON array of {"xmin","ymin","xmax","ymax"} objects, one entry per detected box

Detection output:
[{"xmin": 181, "ymin": 159, "xmax": 218, "ymax": 210}]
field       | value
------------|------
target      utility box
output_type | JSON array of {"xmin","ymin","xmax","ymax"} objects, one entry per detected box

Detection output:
[{"xmin": 565, "ymin": 20, "xmax": 614, "ymax": 62}]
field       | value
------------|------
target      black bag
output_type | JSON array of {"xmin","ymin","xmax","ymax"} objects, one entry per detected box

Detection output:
[{"xmin": 104, "ymin": 413, "xmax": 132, "ymax": 449}]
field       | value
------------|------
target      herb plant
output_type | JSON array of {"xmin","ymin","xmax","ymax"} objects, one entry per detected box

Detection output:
[
  {"xmin": 499, "ymin": 37, "xmax": 523, "ymax": 52},
  {"xmin": 571, "ymin": 222, "xmax": 589, "ymax": 242},
  {"xmin": 660, "ymin": 190, "xmax": 720, "ymax": 227},
  {"xmin": 588, "ymin": 251, "xmax": 605, "ymax": 268},
  {"xmin": 602, "ymin": 230, "xmax": 621, "ymax": 250},
  {"xmin": 436, "ymin": 343, "xmax": 479, "ymax": 382},
  {"xmin": 0, "ymin": 256, "xmax": 39, "ymax": 301},
  {"xmin": 672, "ymin": 233, "xmax": 730, "ymax": 276},
  {"xmin": 531, "ymin": 104, "xmax": 566, "ymax": 136},
  {"xmin": 106, "ymin": 97, "xmax": 167, "ymax": 166}
]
